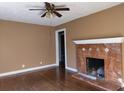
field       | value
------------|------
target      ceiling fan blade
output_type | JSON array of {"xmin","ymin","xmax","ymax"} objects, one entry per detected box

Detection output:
[
  {"xmin": 53, "ymin": 11, "xmax": 62, "ymax": 17},
  {"xmin": 45, "ymin": 2, "xmax": 51, "ymax": 8},
  {"xmin": 41, "ymin": 12, "xmax": 47, "ymax": 17},
  {"xmin": 55, "ymin": 8, "xmax": 70, "ymax": 11},
  {"xmin": 29, "ymin": 9, "xmax": 46, "ymax": 11}
]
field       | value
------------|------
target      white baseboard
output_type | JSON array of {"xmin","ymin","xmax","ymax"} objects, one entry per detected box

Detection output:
[
  {"xmin": 0, "ymin": 64, "xmax": 57, "ymax": 77},
  {"xmin": 66, "ymin": 67, "xmax": 78, "ymax": 72}
]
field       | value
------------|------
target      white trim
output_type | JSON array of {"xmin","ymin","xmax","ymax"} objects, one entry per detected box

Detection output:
[
  {"xmin": 66, "ymin": 67, "xmax": 78, "ymax": 72},
  {"xmin": 78, "ymin": 73, "xmax": 97, "ymax": 80},
  {"xmin": 0, "ymin": 64, "xmax": 57, "ymax": 77},
  {"xmin": 73, "ymin": 37, "xmax": 124, "ymax": 44},
  {"xmin": 55, "ymin": 28, "xmax": 67, "ymax": 68}
]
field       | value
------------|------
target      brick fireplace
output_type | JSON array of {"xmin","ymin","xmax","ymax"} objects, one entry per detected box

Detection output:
[{"xmin": 73, "ymin": 37, "xmax": 124, "ymax": 90}]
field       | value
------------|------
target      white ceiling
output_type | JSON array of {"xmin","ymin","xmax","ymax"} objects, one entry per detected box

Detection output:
[{"xmin": 0, "ymin": 2, "xmax": 122, "ymax": 26}]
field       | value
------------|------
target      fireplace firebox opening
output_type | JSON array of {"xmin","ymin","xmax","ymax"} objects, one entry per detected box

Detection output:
[{"xmin": 86, "ymin": 57, "xmax": 104, "ymax": 80}]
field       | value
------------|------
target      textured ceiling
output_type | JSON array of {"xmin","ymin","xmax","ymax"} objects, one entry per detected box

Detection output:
[{"xmin": 0, "ymin": 2, "xmax": 122, "ymax": 26}]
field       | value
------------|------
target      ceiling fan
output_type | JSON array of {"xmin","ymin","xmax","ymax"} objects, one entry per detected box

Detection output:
[{"xmin": 29, "ymin": 2, "xmax": 70, "ymax": 18}]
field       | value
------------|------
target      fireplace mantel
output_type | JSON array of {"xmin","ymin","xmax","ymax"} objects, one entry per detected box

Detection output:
[{"xmin": 73, "ymin": 37, "xmax": 124, "ymax": 44}]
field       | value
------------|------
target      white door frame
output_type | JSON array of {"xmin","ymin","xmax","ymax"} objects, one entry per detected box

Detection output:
[{"xmin": 55, "ymin": 28, "xmax": 67, "ymax": 68}]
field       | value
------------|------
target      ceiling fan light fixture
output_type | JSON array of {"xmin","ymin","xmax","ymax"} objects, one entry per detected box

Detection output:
[{"xmin": 46, "ymin": 12, "xmax": 55, "ymax": 18}]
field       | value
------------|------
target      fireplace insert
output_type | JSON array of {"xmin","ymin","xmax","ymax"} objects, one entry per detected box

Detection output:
[{"xmin": 86, "ymin": 57, "xmax": 104, "ymax": 80}]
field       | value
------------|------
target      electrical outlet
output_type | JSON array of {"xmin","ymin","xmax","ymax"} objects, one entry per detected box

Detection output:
[
  {"xmin": 40, "ymin": 61, "xmax": 42, "ymax": 65},
  {"xmin": 22, "ymin": 64, "xmax": 25, "ymax": 68}
]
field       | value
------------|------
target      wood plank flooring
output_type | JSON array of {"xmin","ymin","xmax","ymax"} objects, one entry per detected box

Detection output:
[{"xmin": 0, "ymin": 67, "xmax": 123, "ymax": 91}]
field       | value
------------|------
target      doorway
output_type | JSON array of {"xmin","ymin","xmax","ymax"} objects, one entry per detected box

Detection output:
[
  {"xmin": 58, "ymin": 31, "xmax": 65, "ymax": 68},
  {"xmin": 55, "ymin": 28, "xmax": 67, "ymax": 69}
]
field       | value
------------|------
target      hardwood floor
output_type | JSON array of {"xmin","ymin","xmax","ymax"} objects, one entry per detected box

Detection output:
[{"xmin": 0, "ymin": 66, "xmax": 122, "ymax": 91}]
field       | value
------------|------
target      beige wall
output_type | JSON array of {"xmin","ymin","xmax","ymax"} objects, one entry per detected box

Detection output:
[
  {"xmin": 55, "ymin": 4, "xmax": 124, "ymax": 69},
  {"xmin": 0, "ymin": 20, "xmax": 55, "ymax": 73}
]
